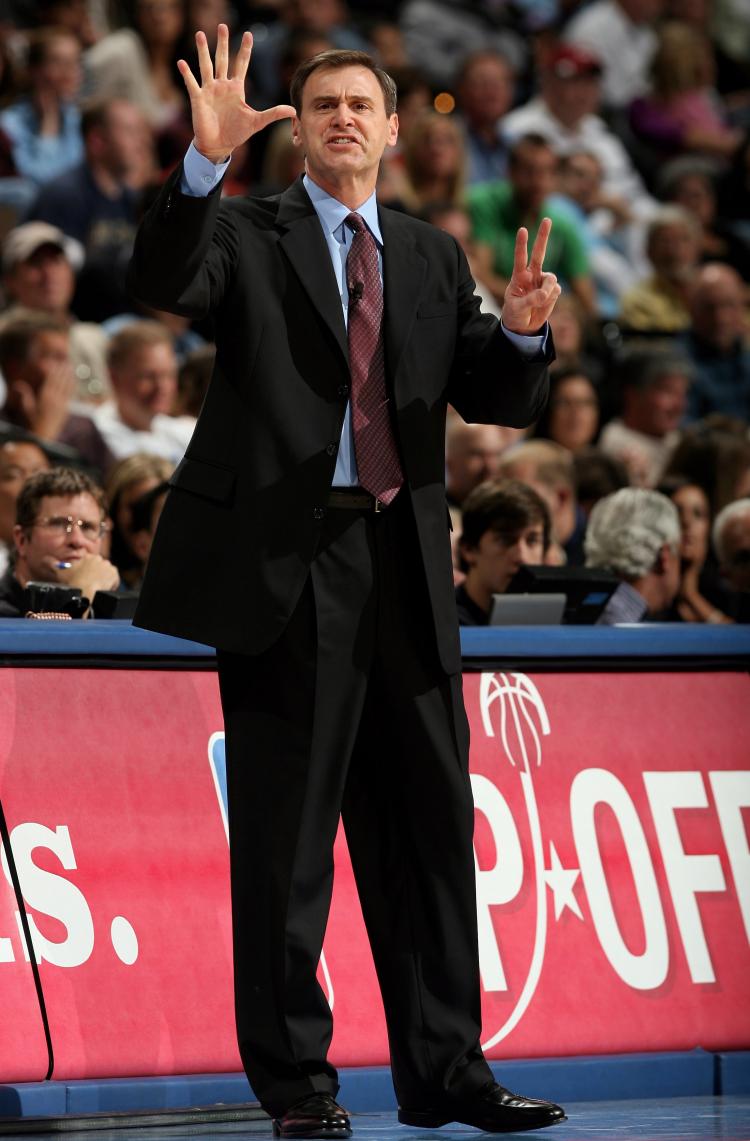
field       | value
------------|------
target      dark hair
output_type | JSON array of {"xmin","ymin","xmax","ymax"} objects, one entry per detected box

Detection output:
[
  {"xmin": 531, "ymin": 367, "xmax": 599, "ymax": 443},
  {"xmin": 130, "ymin": 480, "xmax": 169, "ymax": 533},
  {"xmin": 0, "ymin": 312, "xmax": 69, "ymax": 371},
  {"xmin": 16, "ymin": 467, "xmax": 105, "ymax": 531},
  {"xmin": 573, "ymin": 447, "xmax": 629, "ymax": 514},
  {"xmin": 662, "ymin": 423, "xmax": 750, "ymax": 516},
  {"xmin": 616, "ymin": 346, "xmax": 694, "ymax": 393},
  {"xmin": 459, "ymin": 478, "xmax": 551, "ymax": 565},
  {"xmin": 290, "ymin": 49, "xmax": 398, "ymax": 117},
  {"xmin": 508, "ymin": 133, "xmax": 555, "ymax": 168}
]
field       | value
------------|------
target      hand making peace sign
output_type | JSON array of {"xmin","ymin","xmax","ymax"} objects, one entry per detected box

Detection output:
[
  {"xmin": 501, "ymin": 218, "xmax": 561, "ymax": 334},
  {"xmin": 177, "ymin": 24, "xmax": 295, "ymax": 164}
]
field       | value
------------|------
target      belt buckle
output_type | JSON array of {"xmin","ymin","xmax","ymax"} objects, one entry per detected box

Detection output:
[{"xmin": 373, "ymin": 497, "xmax": 383, "ymax": 513}]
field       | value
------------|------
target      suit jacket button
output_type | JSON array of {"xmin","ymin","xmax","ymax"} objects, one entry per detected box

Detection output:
[
  {"xmin": 337, "ymin": 385, "xmax": 349, "ymax": 397},
  {"xmin": 313, "ymin": 507, "xmax": 325, "ymax": 520},
  {"xmin": 326, "ymin": 443, "xmax": 337, "ymax": 456}
]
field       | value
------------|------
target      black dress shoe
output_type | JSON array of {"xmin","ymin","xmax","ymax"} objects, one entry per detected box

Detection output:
[
  {"xmin": 272, "ymin": 1092, "xmax": 352, "ymax": 1138},
  {"xmin": 398, "ymin": 1080, "xmax": 566, "ymax": 1133}
]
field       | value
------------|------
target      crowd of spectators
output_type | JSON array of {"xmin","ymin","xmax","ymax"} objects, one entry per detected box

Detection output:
[{"xmin": 0, "ymin": 0, "xmax": 747, "ymax": 624}]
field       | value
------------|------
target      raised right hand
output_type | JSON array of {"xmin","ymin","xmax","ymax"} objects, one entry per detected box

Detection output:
[{"xmin": 178, "ymin": 23, "xmax": 295, "ymax": 163}]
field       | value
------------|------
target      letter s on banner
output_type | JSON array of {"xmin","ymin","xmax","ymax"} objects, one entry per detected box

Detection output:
[
  {"xmin": 1, "ymin": 824, "xmax": 94, "ymax": 968},
  {"xmin": 571, "ymin": 769, "xmax": 669, "ymax": 990}
]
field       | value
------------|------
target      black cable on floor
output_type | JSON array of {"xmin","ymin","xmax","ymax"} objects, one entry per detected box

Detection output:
[{"xmin": 0, "ymin": 795, "xmax": 54, "ymax": 1081}]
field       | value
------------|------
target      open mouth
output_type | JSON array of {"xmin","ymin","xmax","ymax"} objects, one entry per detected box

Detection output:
[{"xmin": 327, "ymin": 135, "xmax": 360, "ymax": 146}]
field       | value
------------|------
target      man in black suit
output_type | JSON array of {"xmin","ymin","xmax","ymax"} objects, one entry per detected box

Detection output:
[{"xmin": 128, "ymin": 25, "xmax": 564, "ymax": 1138}]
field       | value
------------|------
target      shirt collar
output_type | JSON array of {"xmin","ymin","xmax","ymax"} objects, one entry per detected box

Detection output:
[{"xmin": 303, "ymin": 174, "xmax": 383, "ymax": 246}]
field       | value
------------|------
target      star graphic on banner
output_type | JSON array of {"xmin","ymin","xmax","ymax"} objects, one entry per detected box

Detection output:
[{"xmin": 543, "ymin": 842, "xmax": 584, "ymax": 921}]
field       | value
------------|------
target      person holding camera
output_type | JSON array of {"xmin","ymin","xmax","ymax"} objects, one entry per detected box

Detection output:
[{"xmin": 0, "ymin": 467, "xmax": 119, "ymax": 618}]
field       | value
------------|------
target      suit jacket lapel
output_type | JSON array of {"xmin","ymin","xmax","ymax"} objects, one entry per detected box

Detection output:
[{"xmin": 276, "ymin": 178, "xmax": 349, "ymax": 364}]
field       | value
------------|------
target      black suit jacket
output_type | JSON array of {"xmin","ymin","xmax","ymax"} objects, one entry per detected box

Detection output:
[{"xmin": 127, "ymin": 170, "xmax": 551, "ymax": 672}]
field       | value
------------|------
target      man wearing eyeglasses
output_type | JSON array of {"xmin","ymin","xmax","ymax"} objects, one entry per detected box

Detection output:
[{"xmin": 0, "ymin": 466, "xmax": 119, "ymax": 617}]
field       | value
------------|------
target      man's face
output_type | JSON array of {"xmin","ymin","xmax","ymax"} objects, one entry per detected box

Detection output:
[
  {"xmin": 446, "ymin": 424, "xmax": 511, "ymax": 504},
  {"xmin": 465, "ymin": 520, "xmax": 546, "ymax": 595},
  {"xmin": 14, "ymin": 492, "xmax": 104, "ymax": 584},
  {"xmin": 0, "ymin": 441, "xmax": 49, "ymax": 543},
  {"xmin": 110, "ymin": 341, "xmax": 178, "ymax": 430},
  {"xmin": 721, "ymin": 513, "xmax": 750, "ymax": 592},
  {"xmin": 544, "ymin": 73, "xmax": 600, "ymax": 128},
  {"xmin": 649, "ymin": 223, "xmax": 699, "ymax": 281},
  {"xmin": 292, "ymin": 65, "xmax": 398, "ymax": 193},
  {"xmin": 96, "ymin": 101, "xmax": 152, "ymax": 179},
  {"xmin": 459, "ymin": 56, "xmax": 514, "ymax": 127},
  {"xmin": 36, "ymin": 34, "xmax": 82, "ymax": 101},
  {"xmin": 558, "ymin": 152, "xmax": 602, "ymax": 210},
  {"xmin": 510, "ymin": 145, "xmax": 557, "ymax": 213},
  {"xmin": 5, "ymin": 245, "xmax": 75, "ymax": 313},
  {"xmin": 5, "ymin": 331, "xmax": 71, "ymax": 400},
  {"xmin": 630, "ymin": 374, "xmax": 688, "ymax": 437},
  {"xmin": 691, "ymin": 272, "xmax": 746, "ymax": 351}
]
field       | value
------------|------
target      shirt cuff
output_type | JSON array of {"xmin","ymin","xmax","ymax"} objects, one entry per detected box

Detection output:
[
  {"xmin": 180, "ymin": 141, "xmax": 231, "ymax": 197},
  {"xmin": 500, "ymin": 319, "xmax": 548, "ymax": 359}
]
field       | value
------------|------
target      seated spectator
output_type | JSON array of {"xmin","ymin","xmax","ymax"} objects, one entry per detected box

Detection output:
[
  {"xmin": 0, "ymin": 27, "xmax": 84, "ymax": 185},
  {"xmin": 106, "ymin": 452, "xmax": 173, "ymax": 588},
  {"xmin": 501, "ymin": 44, "xmax": 653, "ymax": 216},
  {"xmin": 554, "ymin": 148, "xmax": 642, "ymax": 316},
  {"xmin": 498, "ymin": 439, "xmax": 585, "ymax": 564},
  {"xmin": 445, "ymin": 419, "xmax": 522, "ymax": 509},
  {"xmin": 585, "ymin": 487, "xmax": 681, "ymax": 623},
  {"xmin": 599, "ymin": 348, "xmax": 690, "ymax": 486},
  {"xmin": 246, "ymin": 0, "xmax": 371, "ymax": 109},
  {"xmin": 91, "ymin": 321, "xmax": 195, "ymax": 463},
  {"xmin": 0, "ymin": 427, "xmax": 50, "ymax": 576},
  {"xmin": 629, "ymin": 22, "xmax": 744, "ymax": 164},
  {"xmin": 663, "ymin": 420, "xmax": 750, "ymax": 517},
  {"xmin": 400, "ymin": 111, "xmax": 467, "ymax": 214},
  {"xmin": 657, "ymin": 157, "xmax": 750, "ymax": 281},
  {"xmin": 0, "ymin": 466, "xmax": 119, "ymax": 617},
  {"xmin": 455, "ymin": 478, "xmax": 551, "ymax": 625},
  {"xmin": 680, "ymin": 264, "xmax": 750, "ymax": 423},
  {"xmin": 468, "ymin": 134, "xmax": 596, "ymax": 315},
  {"xmin": 573, "ymin": 447, "xmax": 629, "ymax": 517},
  {"xmin": 562, "ymin": 0, "xmax": 662, "ymax": 111},
  {"xmin": 1, "ymin": 222, "xmax": 109, "ymax": 402},
  {"xmin": 27, "ymin": 98, "xmax": 155, "ymax": 322},
  {"xmin": 531, "ymin": 367, "xmax": 600, "ymax": 453},
  {"xmin": 455, "ymin": 50, "xmax": 515, "ymax": 186},
  {"xmin": 619, "ymin": 206, "xmax": 701, "ymax": 332},
  {"xmin": 657, "ymin": 474, "xmax": 732, "ymax": 622},
  {"xmin": 0, "ymin": 311, "xmax": 114, "ymax": 476},
  {"xmin": 84, "ymin": 0, "xmax": 188, "ymax": 131},
  {"xmin": 398, "ymin": 0, "xmax": 524, "ymax": 90},
  {"xmin": 713, "ymin": 497, "xmax": 750, "ymax": 621}
]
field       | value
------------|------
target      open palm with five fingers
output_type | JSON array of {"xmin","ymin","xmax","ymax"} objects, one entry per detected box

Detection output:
[
  {"xmin": 502, "ymin": 217, "xmax": 561, "ymax": 335},
  {"xmin": 178, "ymin": 23, "xmax": 295, "ymax": 164}
]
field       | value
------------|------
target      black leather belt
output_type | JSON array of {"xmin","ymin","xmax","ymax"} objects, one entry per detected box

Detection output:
[{"xmin": 327, "ymin": 488, "xmax": 385, "ymax": 512}]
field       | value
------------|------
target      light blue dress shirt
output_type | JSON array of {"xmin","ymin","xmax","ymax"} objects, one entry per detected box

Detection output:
[{"xmin": 181, "ymin": 142, "xmax": 546, "ymax": 487}]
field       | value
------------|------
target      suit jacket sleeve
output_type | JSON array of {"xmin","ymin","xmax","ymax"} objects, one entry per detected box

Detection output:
[
  {"xmin": 445, "ymin": 236, "xmax": 552, "ymax": 429},
  {"xmin": 126, "ymin": 163, "xmax": 239, "ymax": 320}
]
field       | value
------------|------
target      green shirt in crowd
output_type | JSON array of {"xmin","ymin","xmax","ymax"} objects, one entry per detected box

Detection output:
[{"xmin": 468, "ymin": 181, "xmax": 590, "ymax": 285}]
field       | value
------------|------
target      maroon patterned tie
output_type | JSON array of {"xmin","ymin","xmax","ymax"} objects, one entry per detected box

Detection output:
[{"xmin": 345, "ymin": 212, "xmax": 404, "ymax": 505}]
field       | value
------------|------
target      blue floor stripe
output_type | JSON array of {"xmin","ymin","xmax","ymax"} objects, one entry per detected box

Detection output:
[{"xmin": 2, "ymin": 1051, "xmax": 748, "ymax": 1121}]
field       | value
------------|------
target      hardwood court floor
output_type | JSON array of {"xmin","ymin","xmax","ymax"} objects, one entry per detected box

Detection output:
[{"xmin": 0, "ymin": 1096, "xmax": 749, "ymax": 1141}]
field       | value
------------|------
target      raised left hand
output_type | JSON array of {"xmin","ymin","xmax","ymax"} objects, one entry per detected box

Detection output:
[{"xmin": 502, "ymin": 218, "xmax": 561, "ymax": 335}]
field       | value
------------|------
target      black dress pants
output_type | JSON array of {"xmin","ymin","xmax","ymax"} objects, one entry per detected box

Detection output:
[{"xmin": 216, "ymin": 491, "xmax": 492, "ymax": 1116}]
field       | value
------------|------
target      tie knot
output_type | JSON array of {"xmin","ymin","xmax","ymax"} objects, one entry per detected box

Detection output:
[{"xmin": 346, "ymin": 212, "xmax": 365, "ymax": 234}]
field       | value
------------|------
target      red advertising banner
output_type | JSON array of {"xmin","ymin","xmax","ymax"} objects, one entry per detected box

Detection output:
[{"xmin": 0, "ymin": 666, "xmax": 748, "ymax": 1083}]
